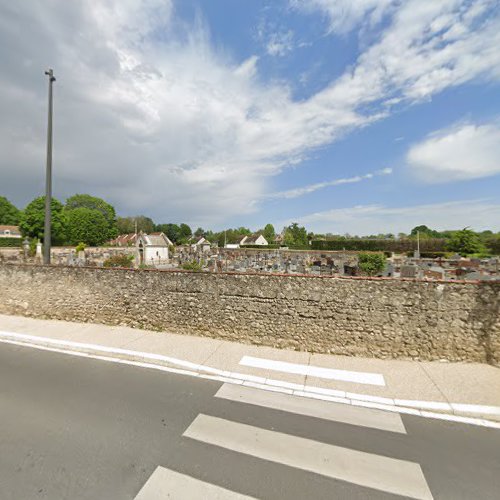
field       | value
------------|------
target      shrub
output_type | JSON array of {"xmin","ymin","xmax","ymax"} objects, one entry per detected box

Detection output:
[
  {"xmin": 29, "ymin": 239, "xmax": 38, "ymax": 256},
  {"xmin": 358, "ymin": 252, "xmax": 386, "ymax": 276},
  {"xmin": 75, "ymin": 242, "xmax": 86, "ymax": 253},
  {"xmin": 0, "ymin": 237, "xmax": 21, "ymax": 247},
  {"xmin": 103, "ymin": 254, "xmax": 134, "ymax": 268},
  {"xmin": 182, "ymin": 260, "xmax": 204, "ymax": 272}
]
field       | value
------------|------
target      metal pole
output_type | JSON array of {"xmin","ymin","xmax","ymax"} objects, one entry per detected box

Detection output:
[{"xmin": 43, "ymin": 68, "xmax": 56, "ymax": 265}]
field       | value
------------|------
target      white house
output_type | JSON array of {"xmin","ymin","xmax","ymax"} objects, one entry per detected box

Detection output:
[
  {"xmin": 239, "ymin": 234, "xmax": 269, "ymax": 246},
  {"xmin": 191, "ymin": 236, "xmax": 212, "ymax": 252},
  {"xmin": 136, "ymin": 232, "xmax": 171, "ymax": 266},
  {"xmin": 0, "ymin": 225, "xmax": 21, "ymax": 238}
]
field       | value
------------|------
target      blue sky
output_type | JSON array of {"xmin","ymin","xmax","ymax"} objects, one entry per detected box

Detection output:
[{"xmin": 1, "ymin": 0, "xmax": 499, "ymax": 234}]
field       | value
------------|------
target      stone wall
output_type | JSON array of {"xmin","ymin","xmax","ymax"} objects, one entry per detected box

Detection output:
[
  {"xmin": 0, "ymin": 264, "xmax": 498, "ymax": 364},
  {"xmin": 0, "ymin": 246, "xmax": 136, "ymax": 267}
]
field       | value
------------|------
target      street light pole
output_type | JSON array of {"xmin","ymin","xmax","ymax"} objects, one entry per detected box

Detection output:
[{"xmin": 43, "ymin": 68, "xmax": 56, "ymax": 265}]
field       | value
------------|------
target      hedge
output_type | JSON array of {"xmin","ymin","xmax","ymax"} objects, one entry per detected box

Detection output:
[
  {"xmin": 240, "ymin": 244, "xmax": 281, "ymax": 249},
  {"xmin": 405, "ymin": 251, "xmax": 450, "ymax": 259},
  {"xmin": 0, "ymin": 237, "xmax": 22, "ymax": 247},
  {"xmin": 311, "ymin": 238, "xmax": 447, "ymax": 253},
  {"xmin": 485, "ymin": 237, "xmax": 500, "ymax": 255}
]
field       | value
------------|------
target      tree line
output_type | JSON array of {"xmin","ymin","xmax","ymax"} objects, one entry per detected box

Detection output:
[{"xmin": 1, "ymin": 195, "xmax": 499, "ymax": 255}]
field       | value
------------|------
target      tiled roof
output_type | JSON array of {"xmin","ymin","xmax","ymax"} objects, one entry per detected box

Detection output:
[{"xmin": 0, "ymin": 225, "xmax": 20, "ymax": 233}]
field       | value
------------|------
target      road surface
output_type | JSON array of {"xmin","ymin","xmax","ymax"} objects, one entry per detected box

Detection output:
[{"xmin": 0, "ymin": 342, "xmax": 499, "ymax": 499}]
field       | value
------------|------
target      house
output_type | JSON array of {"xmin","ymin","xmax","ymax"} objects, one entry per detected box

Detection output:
[
  {"xmin": 0, "ymin": 225, "xmax": 21, "ymax": 238},
  {"xmin": 239, "ymin": 234, "xmax": 269, "ymax": 246},
  {"xmin": 191, "ymin": 236, "xmax": 212, "ymax": 252},
  {"xmin": 136, "ymin": 232, "xmax": 171, "ymax": 265},
  {"xmin": 109, "ymin": 233, "xmax": 138, "ymax": 246}
]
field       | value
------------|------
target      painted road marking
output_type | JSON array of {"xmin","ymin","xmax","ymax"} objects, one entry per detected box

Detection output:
[
  {"xmin": 215, "ymin": 383, "xmax": 406, "ymax": 433},
  {"xmin": 134, "ymin": 466, "xmax": 255, "ymax": 499},
  {"xmin": 184, "ymin": 415, "xmax": 433, "ymax": 500},
  {"xmin": 239, "ymin": 356, "xmax": 386, "ymax": 386},
  {"xmin": 1, "ymin": 331, "xmax": 499, "ymax": 429}
]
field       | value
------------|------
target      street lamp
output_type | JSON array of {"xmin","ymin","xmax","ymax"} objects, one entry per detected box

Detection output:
[{"xmin": 43, "ymin": 68, "xmax": 56, "ymax": 265}]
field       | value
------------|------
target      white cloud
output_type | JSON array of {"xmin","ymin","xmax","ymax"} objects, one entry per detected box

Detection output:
[
  {"xmin": 407, "ymin": 122, "xmax": 500, "ymax": 182},
  {"xmin": 268, "ymin": 168, "xmax": 392, "ymax": 199},
  {"xmin": 0, "ymin": 0, "xmax": 499, "ymax": 226},
  {"xmin": 291, "ymin": 0, "xmax": 395, "ymax": 35},
  {"xmin": 266, "ymin": 30, "xmax": 295, "ymax": 57},
  {"xmin": 293, "ymin": 200, "xmax": 500, "ymax": 235}
]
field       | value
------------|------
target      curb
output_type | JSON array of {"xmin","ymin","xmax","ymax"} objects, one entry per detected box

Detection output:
[{"xmin": 1, "ymin": 330, "xmax": 499, "ymax": 430}]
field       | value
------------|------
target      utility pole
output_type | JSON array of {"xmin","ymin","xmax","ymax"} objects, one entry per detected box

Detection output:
[{"xmin": 43, "ymin": 68, "xmax": 56, "ymax": 265}]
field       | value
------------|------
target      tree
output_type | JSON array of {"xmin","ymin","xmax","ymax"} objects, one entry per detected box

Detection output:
[
  {"xmin": 65, "ymin": 194, "xmax": 118, "ymax": 239},
  {"xmin": 194, "ymin": 227, "xmax": 205, "ymax": 238},
  {"xmin": 66, "ymin": 207, "xmax": 109, "ymax": 246},
  {"xmin": 0, "ymin": 196, "xmax": 21, "ymax": 225},
  {"xmin": 358, "ymin": 253, "xmax": 386, "ymax": 276},
  {"xmin": 178, "ymin": 223, "xmax": 192, "ymax": 242},
  {"xmin": 284, "ymin": 222, "xmax": 308, "ymax": 247},
  {"xmin": 447, "ymin": 228, "xmax": 484, "ymax": 255},
  {"xmin": 410, "ymin": 225, "xmax": 441, "ymax": 239},
  {"xmin": 155, "ymin": 223, "xmax": 181, "ymax": 243},
  {"xmin": 116, "ymin": 215, "xmax": 155, "ymax": 234},
  {"xmin": 19, "ymin": 196, "xmax": 67, "ymax": 244},
  {"xmin": 262, "ymin": 223, "xmax": 275, "ymax": 242}
]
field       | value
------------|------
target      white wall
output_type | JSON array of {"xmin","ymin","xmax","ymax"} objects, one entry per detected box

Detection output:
[{"xmin": 144, "ymin": 246, "xmax": 169, "ymax": 264}]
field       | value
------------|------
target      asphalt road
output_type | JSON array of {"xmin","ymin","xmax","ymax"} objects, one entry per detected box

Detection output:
[{"xmin": 0, "ymin": 342, "xmax": 499, "ymax": 499}]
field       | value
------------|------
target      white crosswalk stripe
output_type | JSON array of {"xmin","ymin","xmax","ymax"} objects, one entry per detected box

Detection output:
[
  {"xmin": 215, "ymin": 383, "xmax": 407, "ymax": 433},
  {"xmin": 134, "ymin": 466, "xmax": 255, "ymax": 500},
  {"xmin": 239, "ymin": 356, "xmax": 386, "ymax": 386},
  {"xmin": 184, "ymin": 414, "xmax": 433, "ymax": 500}
]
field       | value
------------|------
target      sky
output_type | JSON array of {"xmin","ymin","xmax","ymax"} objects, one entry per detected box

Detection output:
[{"xmin": 0, "ymin": 0, "xmax": 499, "ymax": 235}]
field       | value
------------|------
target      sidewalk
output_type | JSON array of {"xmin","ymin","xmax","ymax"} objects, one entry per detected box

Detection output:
[{"xmin": 1, "ymin": 313, "xmax": 499, "ymax": 426}]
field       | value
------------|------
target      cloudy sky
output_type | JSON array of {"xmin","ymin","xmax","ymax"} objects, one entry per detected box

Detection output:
[{"xmin": 1, "ymin": 0, "xmax": 499, "ymax": 234}]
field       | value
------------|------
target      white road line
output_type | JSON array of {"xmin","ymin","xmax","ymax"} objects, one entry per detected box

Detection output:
[
  {"xmin": 134, "ymin": 466, "xmax": 255, "ymax": 500},
  {"xmin": 215, "ymin": 383, "xmax": 406, "ymax": 434},
  {"xmin": 2, "ymin": 331, "xmax": 499, "ymax": 429},
  {"xmin": 184, "ymin": 415, "xmax": 433, "ymax": 500},
  {"xmin": 239, "ymin": 356, "xmax": 386, "ymax": 386}
]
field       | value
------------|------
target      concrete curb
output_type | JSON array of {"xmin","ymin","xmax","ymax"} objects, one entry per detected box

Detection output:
[{"xmin": 1, "ymin": 330, "xmax": 499, "ymax": 429}]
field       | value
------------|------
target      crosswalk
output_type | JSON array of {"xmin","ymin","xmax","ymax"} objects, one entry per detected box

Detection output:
[
  {"xmin": 215, "ymin": 383, "xmax": 406, "ymax": 433},
  {"xmin": 239, "ymin": 356, "xmax": 386, "ymax": 386},
  {"xmin": 134, "ymin": 467, "xmax": 256, "ymax": 500},
  {"xmin": 135, "ymin": 380, "xmax": 434, "ymax": 499}
]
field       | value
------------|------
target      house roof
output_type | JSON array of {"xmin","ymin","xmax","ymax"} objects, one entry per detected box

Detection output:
[
  {"xmin": 138, "ymin": 232, "xmax": 171, "ymax": 247},
  {"xmin": 239, "ymin": 233, "xmax": 267, "ymax": 245},
  {"xmin": 193, "ymin": 236, "xmax": 210, "ymax": 245},
  {"xmin": 110, "ymin": 233, "xmax": 137, "ymax": 245},
  {"xmin": 0, "ymin": 225, "xmax": 20, "ymax": 233}
]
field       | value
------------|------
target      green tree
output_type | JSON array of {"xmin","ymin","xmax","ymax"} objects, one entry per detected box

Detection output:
[
  {"xmin": 65, "ymin": 194, "xmax": 118, "ymax": 239},
  {"xmin": 410, "ymin": 225, "xmax": 442, "ymax": 239},
  {"xmin": 117, "ymin": 215, "xmax": 155, "ymax": 234},
  {"xmin": 284, "ymin": 222, "xmax": 308, "ymax": 247},
  {"xmin": 194, "ymin": 227, "xmax": 205, "ymax": 238},
  {"xmin": 178, "ymin": 223, "xmax": 192, "ymax": 242},
  {"xmin": 66, "ymin": 207, "xmax": 109, "ymax": 246},
  {"xmin": 0, "ymin": 196, "xmax": 21, "ymax": 225},
  {"xmin": 358, "ymin": 253, "xmax": 386, "ymax": 276},
  {"xmin": 19, "ymin": 196, "xmax": 67, "ymax": 244},
  {"xmin": 447, "ymin": 228, "xmax": 484, "ymax": 255},
  {"xmin": 262, "ymin": 223, "xmax": 275, "ymax": 242},
  {"xmin": 155, "ymin": 223, "xmax": 181, "ymax": 243}
]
